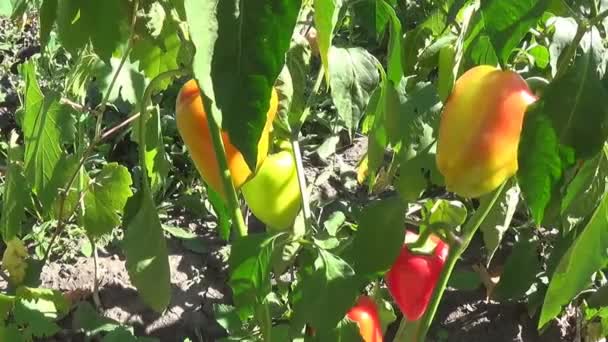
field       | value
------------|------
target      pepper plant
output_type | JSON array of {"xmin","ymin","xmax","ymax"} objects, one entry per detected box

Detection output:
[{"xmin": 1, "ymin": 0, "xmax": 608, "ymax": 341}]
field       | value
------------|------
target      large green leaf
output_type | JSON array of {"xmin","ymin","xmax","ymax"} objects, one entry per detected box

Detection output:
[
  {"xmin": 0, "ymin": 132, "xmax": 28, "ymax": 241},
  {"xmin": 21, "ymin": 63, "xmax": 75, "ymax": 201},
  {"xmin": 480, "ymin": 182, "xmax": 520, "ymax": 265},
  {"xmin": 130, "ymin": 19, "xmax": 183, "ymax": 92},
  {"xmin": 39, "ymin": 0, "xmax": 57, "ymax": 48},
  {"xmin": 228, "ymin": 233, "xmax": 276, "ymax": 320},
  {"xmin": 348, "ymin": 196, "xmax": 406, "ymax": 276},
  {"xmin": 84, "ymin": 163, "xmax": 133, "ymax": 238},
  {"xmin": 292, "ymin": 249, "xmax": 363, "ymax": 332},
  {"xmin": 314, "ymin": 0, "xmax": 343, "ymax": 81},
  {"xmin": 328, "ymin": 46, "xmax": 379, "ymax": 134},
  {"xmin": 518, "ymin": 36, "xmax": 608, "ymax": 223},
  {"xmin": 560, "ymin": 151, "xmax": 608, "ymax": 232},
  {"xmin": 539, "ymin": 193, "xmax": 608, "ymax": 328},
  {"xmin": 131, "ymin": 108, "xmax": 170, "ymax": 195},
  {"xmin": 380, "ymin": 1, "xmax": 403, "ymax": 84},
  {"xmin": 91, "ymin": 57, "xmax": 148, "ymax": 105},
  {"xmin": 184, "ymin": 0, "xmax": 301, "ymax": 169},
  {"xmin": 495, "ymin": 237, "xmax": 541, "ymax": 300},
  {"xmin": 56, "ymin": 0, "xmax": 129, "ymax": 61},
  {"xmin": 122, "ymin": 191, "xmax": 171, "ymax": 312},
  {"xmin": 478, "ymin": 0, "xmax": 548, "ymax": 64}
]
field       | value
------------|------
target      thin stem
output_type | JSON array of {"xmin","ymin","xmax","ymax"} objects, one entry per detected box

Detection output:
[
  {"xmin": 415, "ymin": 182, "xmax": 506, "ymax": 342},
  {"xmin": 91, "ymin": 236, "xmax": 102, "ymax": 309},
  {"xmin": 203, "ymin": 94, "xmax": 248, "ymax": 238},
  {"xmin": 260, "ymin": 301, "xmax": 272, "ymax": 342},
  {"xmin": 100, "ymin": 112, "xmax": 141, "ymax": 140},
  {"xmin": 392, "ymin": 318, "xmax": 421, "ymax": 342},
  {"xmin": 288, "ymin": 66, "xmax": 325, "ymax": 232},
  {"xmin": 291, "ymin": 138, "xmax": 312, "ymax": 231},
  {"xmin": 94, "ymin": 0, "xmax": 139, "ymax": 138},
  {"xmin": 138, "ymin": 69, "xmax": 187, "ymax": 194},
  {"xmin": 42, "ymin": 0, "xmax": 141, "ymax": 263}
]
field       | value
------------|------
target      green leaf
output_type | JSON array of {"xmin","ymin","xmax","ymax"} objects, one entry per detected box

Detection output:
[
  {"xmin": 56, "ymin": 0, "xmax": 129, "ymax": 61},
  {"xmin": 448, "ymin": 270, "xmax": 481, "ymax": 291},
  {"xmin": 213, "ymin": 304, "xmax": 243, "ymax": 336},
  {"xmin": 39, "ymin": 0, "xmax": 57, "ymax": 48},
  {"xmin": 43, "ymin": 154, "xmax": 82, "ymax": 220},
  {"xmin": 101, "ymin": 327, "xmax": 138, "ymax": 342},
  {"xmin": 207, "ymin": 186, "xmax": 231, "ymax": 241},
  {"xmin": 350, "ymin": 0, "xmax": 390, "ymax": 42},
  {"xmin": 132, "ymin": 108, "xmax": 170, "ymax": 194},
  {"xmin": 92, "ymin": 57, "xmax": 148, "ymax": 105},
  {"xmin": 538, "ymin": 194, "xmax": 608, "ymax": 328},
  {"xmin": 130, "ymin": 21, "xmax": 182, "ymax": 92},
  {"xmin": 349, "ymin": 196, "xmax": 406, "ymax": 276},
  {"xmin": 228, "ymin": 234, "xmax": 276, "ymax": 319},
  {"xmin": 284, "ymin": 37, "xmax": 312, "ymax": 131},
  {"xmin": 73, "ymin": 302, "xmax": 122, "ymax": 336},
  {"xmin": 122, "ymin": 191, "xmax": 171, "ymax": 312},
  {"xmin": 314, "ymin": 0, "xmax": 343, "ymax": 81},
  {"xmin": 421, "ymin": 199, "xmax": 467, "ymax": 232},
  {"xmin": 479, "ymin": 0, "xmax": 548, "ymax": 64},
  {"xmin": 0, "ymin": 1, "xmax": 13, "ymax": 16},
  {"xmin": 385, "ymin": 79, "xmax": 440, "ymax": 146},
  {"xmin": 15, "ymin": 286, "xmax": 71, "ymax": 318},
  {"xmin": 84, "ymin": 163, "xmax": 133, "ymax": 237},
  {"xmin": 380, "ymin": 1, "xmax": 403, "ymax": 84},
  {"xmin": 528, "ymin": 45, "xmax": 549, "ymax": 69},
  {"xmin": 390, "ymin": 80, "xmax": 442, "ymax": 200},
  {"xmin": 292, "ymin": 249, "xmax": 363, "ymax": 332},
  {"xmin": 1, "ymin": 132, "xmax": 28, "ymax": 241},
  {"xmin": 560, "ymin": 152, "xmax": 608, "ymax": 232},
  {"xmin": 0, "ymin": 324, "xmax": 22, "ymax": 342},
  {"xmin": 21, "ymin": 62, "xmax": 75, "ymax": 199},
  {"xmin": 495, "ymin": 238, "xmax": 541, "ymax": 300},
  {"xmin": 184, "ymin": 0, "xmax": 301, "ymax": 169},
  {"xmin": 328, "ymin": 46, "xmax": 379, "ymax": 134},
  {"xmin": 316, "ymin": 318, "xmax": 363, "ymax": 341},
  {"xmin": 0, "ymin": 294, "xmax": 15, "ymax": 321},
  {"xmin": 518, "ymin": 38, "xmax": 608, "ymax": 223},
  {"xmin": 480, "ymin": 183, "xmax": 520, "ymax": 265},
  {"xmin": 13, "ymin": 299, "xmax": 60, "ymax": 338}
]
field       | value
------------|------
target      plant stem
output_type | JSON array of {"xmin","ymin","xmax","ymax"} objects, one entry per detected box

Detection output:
[
  {"xmin": 260, "ymin": 300, "xmax": 273, "ymax": 342},
  {"xmin": 289, "ymin": 66, "xmax": 325, "ymax": 232},
  {"xmin": 138, "ymin": 69, "xmax": 187, "ymax": 194},
  {"xmin": 414, "ymin": 183, "xmax": 506, "ymax": 342},
  {"xmin": 42, "ymin": 0, "xmax": 141, "ymax": 263},
  {"xmin": 291, "ymin": 138, "xmax": 312, "ymax": 230},
  {"xmin": 198, "ymin": 89, "xmax": 247, "ymax": 238}
]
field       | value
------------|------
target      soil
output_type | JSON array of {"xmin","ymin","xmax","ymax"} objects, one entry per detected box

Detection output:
[{"xmin": 0, "ymin": 13, "xmax": 577, "ymax": 342}]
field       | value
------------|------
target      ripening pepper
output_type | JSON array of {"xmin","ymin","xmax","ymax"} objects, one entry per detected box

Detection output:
[
  {"xmin": 436, "ymin": 65, "xmax": 537, "ymax": 198},
  {"xmin": 346, "ymin": 296, "xmax": 384, "ymax": 342},
  {"xmin": 175, "ymin": 80, "xmax": 279, "ymax": 197},
  {"xmin": 242, "ymin": 149, "xmax": 301, "ymax": 231},
  {"xmin": 385, "ymin": 231, "xmax": 449, "ymax": 321}
]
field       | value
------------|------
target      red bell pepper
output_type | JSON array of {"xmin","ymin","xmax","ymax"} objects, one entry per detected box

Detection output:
[
  {"xmin": 346, "ymin": 296, "xmax": 384, "ymax": 342},
  {"xmin": 385, "ymin": 231, "xmax": 449, "ymax": 321}
]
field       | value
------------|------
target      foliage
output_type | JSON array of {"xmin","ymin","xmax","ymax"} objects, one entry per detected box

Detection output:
[{"xmin": 0, "ymin": 0, "xmax": 608, "ymax": 341}]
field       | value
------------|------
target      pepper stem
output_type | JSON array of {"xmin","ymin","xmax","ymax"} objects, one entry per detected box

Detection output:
[{"xmin": 406, "ymin": 182, "xmax": 506, "ymax": 342}]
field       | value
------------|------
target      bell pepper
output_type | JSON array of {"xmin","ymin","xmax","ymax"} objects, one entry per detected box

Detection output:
[
  {"xmin": 346, "ymin": 296, "xmax": 384, "ymax": 342},
  {"xmin": 436, "ymin": 65, "xmax": 537, "ymax": 198},
  {"xmin": 175, "ymin": 80, "xmax": 278, "ymax": 197},
  {"xmin": 385, "ymin": 231, "xmax": 449, "ymax": 321}
]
